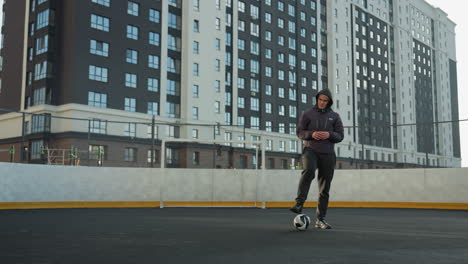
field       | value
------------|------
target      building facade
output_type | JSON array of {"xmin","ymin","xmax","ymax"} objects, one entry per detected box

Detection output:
[
  {"xmin": 0, "ymin": 0, "xmax": 461, "ymax": 168},
  {"xmin": 327, "ymin": 0, "xmax": 460, "ymax": 168}
]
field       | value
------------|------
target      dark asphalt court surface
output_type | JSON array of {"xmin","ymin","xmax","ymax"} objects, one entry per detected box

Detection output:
[{"xmin": 1, "ymin": 207, "xmax": 467, "ymax": 264}]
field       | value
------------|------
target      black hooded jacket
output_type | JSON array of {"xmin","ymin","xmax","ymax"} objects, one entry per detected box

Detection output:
[{"xmin": 296, "ymin": 89, "xmax": 344, "ymax": 153}]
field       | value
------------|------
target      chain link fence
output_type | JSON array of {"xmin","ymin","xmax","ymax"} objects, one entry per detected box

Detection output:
[{"xmin": 0, "ymin": 107, "xmax": 465, "ymax": 169}]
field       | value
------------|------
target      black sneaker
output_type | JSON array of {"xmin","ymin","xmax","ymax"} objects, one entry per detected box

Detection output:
[
  {"xmin": 289, "ymin": 203, "xmax": 303, "ymax": 214},
  {"xmin": 315, "ymin": 219, "xmax": 332, "ymax": 229}
]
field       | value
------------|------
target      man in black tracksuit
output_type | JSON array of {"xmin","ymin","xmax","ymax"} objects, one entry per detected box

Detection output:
[{"xmin": 290, "ymin": 89, "xmax": 344, "ymax": 229}]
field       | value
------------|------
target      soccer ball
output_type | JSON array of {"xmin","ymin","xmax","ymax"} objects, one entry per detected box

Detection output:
[{"xmin": 293, "ymin": 214, "xmax": 311, "ymax": 231}]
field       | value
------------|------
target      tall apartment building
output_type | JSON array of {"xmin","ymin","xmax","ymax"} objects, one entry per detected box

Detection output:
[
  {"xmin": 0, "ymin": 0, "xmax": 461, "ymax": 168},
  {"xmin": 327, "ymin": 0, "xmax": 460, "ymax": 168}
]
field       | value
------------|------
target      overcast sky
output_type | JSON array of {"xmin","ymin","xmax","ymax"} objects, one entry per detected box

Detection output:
[{"xmin": 0, "ymin": 0, "xmax": 466, "ymax": 166}]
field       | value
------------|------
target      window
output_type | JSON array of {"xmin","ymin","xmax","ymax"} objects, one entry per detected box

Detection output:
[
  {"xmin": 265, "ymin": 31, "xmax": 272, "ymax": 41},
  {"xmin": 215, "ymin": 80, "xmax": 221, "ymax": 92},
  {"xmin": 237, "ymin": 77, "xmax": 245, "ymax": 89},
  {"xmin": 124, "ymin": 97, "xmax": 136, "ymax": 112},
  {"xmin": 147, "ymin": 149, "xmax": 158, "ymax": 163},
  {"xmin": 250, "ymin": 41, "xmax": 259, "ymax": 55},
  {"xmin": 92, "ymin": 0, "xmax": 110, "ymax": 7},
  {"xmin": 192, "ymin": 84, "xmax": 199, "ymax": 97},
  {"xmin": 192, "ymin": 152, "xmax": 200, "ymax": 165},
  {"xmin": 127, "ymin": 1, "xmax": 139, "ymax": 16},
  {"xmin": 278, "ymin": 105, "xmax": 285, "ymax": 116},
  {"xmin": 265, "ymin": 66, "xmax": 272, "ymax": 77},
  {"xmin": 225, "ymin": 112, "xmax": 231, "ymax": 125},
  {"xmin": 192, "ymin": 129, "xmax": 198, "ymax": 139},
  {"xmin": 36, "ymin": 9, "xmax": 50, "ymax": 29},
  {"xmin": 250, "ymin": 23, "xmax": 259, "ymax": 36},
  {"xmin": 33, "ymin": 87, "xmax": 46, "ymax": 105},
  {"xmin": 89, "ymin": 65, "xmax": 108, "ymax": 82},
  {"xmin": 215, "ymin": 38, "xmax": 221, "ymax": 50},
  {"xmin": 124, "ymin": 148, "xmax": 137, "ymax": 162},
  {"xmin": 167, "ymin": 57, "xmax": 180, "ymax": 73},
  {"xmin": 126, "ymin": 49, "xmax": 138, "ymax": 64},
  {"xmin": 147, "ymin": 78, "xmax": 159, "ymax": 92},
  {"xmin": 124, "ymin": 123, "xmax": 136, "ymax": 137},
  {"xmin": 149, "ymin": 32, "xmax": 160, "ymax": 46},
  {"xmin": 288, "ymin": 38, "xmax": 296, "ymax": 50},
  {"xmin": 278, "ymin": 35, "xmax": 284, "ymax": 46},
  {"xmin": 250, "ymin": 79, "xmax": 259, "ymax": 92},
  {"xmin": 149, "ymin": 9, "xmax": 160, "ymax": 23},
  {"xmin": 288, "ymin": 21, "xmax": 295, "ymax": 33},
  {"xmin": 31, "ymin": 114, "xmax": 51, "ymax": 133},
  {"xmin": 265, "ymin": 13, "xmax": 272, "ymax": 23},
  {"xmin": 193, "ymin": 63, "xmax": 199, "ymax": 76},
  {"xmin": 279, "ymin": 123, "xmax": 285, "ymax": 133},
  {"xmin": 90, "ymin": 14, "xmax": 109, "ymax": 32},
  {"xmin": 219, "ymin": 132, "xmax": 231, "ymax": 147},
  {"xmin": 125, "ymin": 73, "xmax": 137, "ymax": 88},
  {"xmin": 265, "ymin": 103, "xmax": 272, "ymax": 113},
  {"xmin": 238, "ymin": 20, "xmax": 245, "ymax": 31},
  {"xmin": 166, "ymin": 102, "xmax": 180, "ymax": 118},
  {"xmin": 250, "ymin": 60, "xmax": 259, "ymax": 74},
  {"xmin": 250, "ymin": 97, "xmax": 259, "ymax": 111},
  {"xmin": 36, "ymin": 35, "xmax": 48, "ymax": 55},
  {"xmin": 127, "ymin": 25, "xmax": 139, "ymax": 40},
  {"xmin": 168, "ymin": 35, "xmax": 180, "ymax": 51},
  {"xmin": 148, "ymin": 55, "xmax": 159, "ymax": 69},
  {"xmin": 278, "ymin": 1, "xmax": 284, "ymax": 11},
  {"xmin": 192, "ymin": 107, "xmax": 198, "ymax": 120},
  {"xmin": 265, "ymin": 84, "xmax": 272, "ymax": 95},
  {"xmin": 289, "ymin": 105, "xmax": 297, "ymax": 118},
  {"xmin": 90, "ymin": 39, "xmax": 109, "ymax": 56},
  {"xmin": 238, "ymin": 58, "xmax": 245, "ymax": 70},
  {"xmin": 147, "ymin": 102, "xmax": 158, "ymax": 115},
  {"xmin": 251, "ymin": 117, "xmax": 259, "ymax": 129},
  {"xmin": 168, "ymin": 0, "xmax": 181, "ymax": 7},
  {"xmin": 90, "ymin": 119, "xmax": 107, "ymax": 134},
  {"xmin": 250, "ymin": 4, "xmax": 259, "ymax": 19},
  {"xmin": 167, "ymin": 80, "xmax": 180, "ymax": 96},
  {"xmin": 193, "ymin": 41, "xmax": 199, "ymax": 54},
  {"xmin": 265, "ymin": 121, "xmax": 272, "ymax": 132},
  {"xmin": 289, "ymin": 88, "xmax": 296, "ymax": 101},
  {"xmin": 237, "ymin": 117, "xmax": 245, "ymax": 127},
  {"xmin": 88, "ymin": 91, "xmax": 107, "ymax": 108},
  {"xmin": 215, "ymin": 101, "xmax": 221, "ymax": 113},
  {"xmin": 215, "ymin": 17, "xmax": 221, "ymax": 30},
  {"xmin": 194, "ymin": 20, "xmax": 200, "ymax": 32},
  {"xmin": 238, "ymin": 97, "xmax": 245, "ymax": 108},
  {"xmin": 238, "ymin": 39, "xmax": 245, "ymax": 50},
  {"xmin": 30, "ymin": 140, "xmax": 44, "ymax": 160},
  {"xmin": 238, "ymin": 1, "xmax": 245, "ymax": 12},
  {"xmin": 168, "ymin": 13, "xmax": 180, "ymax": 29}
]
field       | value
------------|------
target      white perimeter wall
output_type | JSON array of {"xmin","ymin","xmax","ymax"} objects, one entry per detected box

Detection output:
[{"xmin": 1, "ymin": 163, "xmax": 467, "ymax": 204}]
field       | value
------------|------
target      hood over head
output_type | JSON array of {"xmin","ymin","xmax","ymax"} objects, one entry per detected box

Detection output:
[{"xmin": 315, "ymin": 89, "xmax": 333, "ymax": 109}]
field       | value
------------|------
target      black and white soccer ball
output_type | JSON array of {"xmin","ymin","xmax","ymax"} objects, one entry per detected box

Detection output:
[{"xmin": 293, "ymin": 214, "xmax": 311, "ymax": 231}]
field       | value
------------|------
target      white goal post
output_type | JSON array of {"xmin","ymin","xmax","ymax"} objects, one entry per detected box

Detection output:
[
  {"xmin": 159, "ymin": 138, "xmax": 267, "ymax": 209},
  {"xmin": 160, "ymin": 138, "xmax": 266, "ymax": 170}
]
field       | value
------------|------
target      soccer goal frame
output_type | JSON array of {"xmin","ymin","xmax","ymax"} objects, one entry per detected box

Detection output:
[
  {"xmin": 160, "ymin": 138, "xmax": 266, "ymax": 170},
  {"xmin": 159, "ymin": 138, "xmax": 267, "ymax": 209}
]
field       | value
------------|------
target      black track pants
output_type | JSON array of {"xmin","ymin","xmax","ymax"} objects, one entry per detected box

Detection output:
[{"xmin": 295, "ymin": 149, "xmax": 336, "ymax": 220}]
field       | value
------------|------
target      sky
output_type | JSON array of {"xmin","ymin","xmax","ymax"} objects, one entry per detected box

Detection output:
[{"xmin": 0, "ymin": 0, "xmax": 466, "ymax": 166}]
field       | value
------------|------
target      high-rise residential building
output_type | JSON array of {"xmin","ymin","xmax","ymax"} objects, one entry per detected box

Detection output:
[
  {"xmin": 0, "ymin": 0, "xmax": 460, "ymax": 168},
  {"xmin": 328, "ymin": 0, "xmax": 460, "ymax": 168}
]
